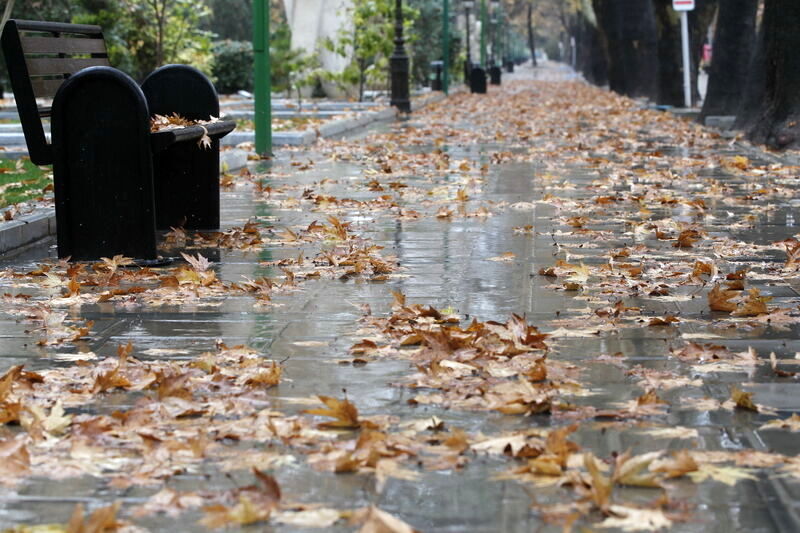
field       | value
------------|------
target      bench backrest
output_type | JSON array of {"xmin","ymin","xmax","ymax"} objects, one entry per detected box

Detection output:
[{"xmin": 1, "ymin": 20, "xmax": 110, "ymax": 165}]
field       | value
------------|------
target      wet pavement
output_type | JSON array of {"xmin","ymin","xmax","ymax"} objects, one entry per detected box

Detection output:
[{"xmin": 0, "ymin": 63, "xmax": 799, "ymax": 532}]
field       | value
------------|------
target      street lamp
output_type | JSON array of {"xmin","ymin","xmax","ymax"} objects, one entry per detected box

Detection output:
[
  {"xmin": 490, "ymin": 0, "xmax": 500, "ymax": 65},
  {"xmin": 442, "ymin": 0, "xmax": 450, "ymax": 95},
  {"xmin": 390, "ymin": 0, "xmax": 410, "ymax": 113},
  {"xmin": 463, "ymin": 0, "xmax": 474, "ymax": 82},
  {"xmin": 480, "ymin": 0, "xmax": 487, "ymax": 67},
  {"xmin": 253, "ymin": 0, "xmax": 271, "ymax": 155}
]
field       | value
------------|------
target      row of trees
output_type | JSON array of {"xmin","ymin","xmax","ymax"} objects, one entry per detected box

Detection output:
[
  {"xmin": 3, "ymin": 0, "xmax": 463, "ymax": 102},
  {"xmin": 515, "ymin": 0, "xmax": 799, "ymax": 151}
]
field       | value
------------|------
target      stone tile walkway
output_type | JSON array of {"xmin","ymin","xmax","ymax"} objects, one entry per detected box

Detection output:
[{"xmin": 0, "ymin": 63, "xmax": 799, "ymax": 532}]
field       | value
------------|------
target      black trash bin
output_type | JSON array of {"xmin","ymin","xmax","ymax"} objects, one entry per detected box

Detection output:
[
  {"xmin": 489, "ymin": 65, "xmax": 502, "ymax": 85},
  {"xmin": 430, "ymin": 60, "xmax": 444, "ymax": 91},
  {"xmin": 504, "ymin": 59, "xmax": 514, "ymax": 73},
  {"xmin": 470, "ymin": 66, "xmax": 487, "ymax": 94}
]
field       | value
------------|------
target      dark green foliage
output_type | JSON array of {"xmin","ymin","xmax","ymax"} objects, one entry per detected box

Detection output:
[
  {"xmin": 212, "ymin": 40, "xmax": 254, "ymax": 93},
  {"xmin": 407, "ymin": 0, "xmax": 462, "ymax": 87},
  {"xmin": 204, "ymin": 0, "xmax": 252, "ymax": 41}
]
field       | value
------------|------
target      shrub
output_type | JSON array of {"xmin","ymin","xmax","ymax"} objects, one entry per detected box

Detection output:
[{"xmin": 212, "ymin": 40, "xmax": 254, "ymax": 94}]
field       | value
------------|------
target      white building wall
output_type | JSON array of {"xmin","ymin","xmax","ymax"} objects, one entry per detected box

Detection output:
[{"xmin": 282, "ymin": 0, "xmax": 351, "ymax": 74}]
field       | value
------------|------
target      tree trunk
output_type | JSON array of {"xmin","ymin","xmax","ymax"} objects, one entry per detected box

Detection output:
[
  {"xmin": 592, "ymin": 0, "xmax": 659, "ymax": 100},
  {"xmin": 699, "ymin": 0, "xmax": 758, "ymax": 120},
  {"xmin": 746, "ymin": 0, "xmax": 800, "ymax": 149},
  {"xmin": 527, "ymin": 3, "xmax": 537, "ymax": 67},
  {"xmin": 734, "ymin": 13, "xmax": 767, "ymax": 129},
  {"xmin": 653, "ymin": 0, "xmax": 683, "ymax": 106},
  {"xmin": 574, "ymin": 11, "xmax": 607, "ymax": 87}
]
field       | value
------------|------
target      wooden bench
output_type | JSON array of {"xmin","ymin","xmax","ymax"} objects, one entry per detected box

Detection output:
[{"xmin": 1, "ymin": 19, "xmax": 236, "ymax": 261}]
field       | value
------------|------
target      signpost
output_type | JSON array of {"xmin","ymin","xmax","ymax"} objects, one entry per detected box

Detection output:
[{"xmin": 673, "ymin": 0, "xmax": 694, "ymax": 108}]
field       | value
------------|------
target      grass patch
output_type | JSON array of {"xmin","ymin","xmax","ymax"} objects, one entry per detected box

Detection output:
[{"xmin": 0, "ymin": 158, "xmax": 52, "ymax": 208}]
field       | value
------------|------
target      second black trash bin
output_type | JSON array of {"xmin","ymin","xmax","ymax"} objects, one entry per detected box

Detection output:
[{"xmin": 430, "ymin": 60, "xmax": 444, "ymax": 91}]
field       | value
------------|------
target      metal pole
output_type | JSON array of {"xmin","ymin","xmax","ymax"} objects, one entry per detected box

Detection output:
[
  {"xmin": 253, "ymin": 0, "xmax": 271, "ymax": 155},
  {"xmin": 465, "ymin": 7, "xmax": 471, "ymax": 81},
  {"xmin": 390, "ymin": 0, "xmax": 411, "ymax": 112},
  {"xmin": 442, "ymin": 0, "xmax": 450, "ymax": 94},
  {"xmin": 480, "ymin": 0, "xmax": 487, "ymax": 67},
  {"xmin": 680, "ymin": 10, "xmax": 691, "ymax": 108}
]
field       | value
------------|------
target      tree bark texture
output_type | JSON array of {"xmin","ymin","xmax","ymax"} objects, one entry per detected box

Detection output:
[
  {"xmin": 527, "ymin": 3, "xmax": 537, "ymax": 67},
  {"xmin": 746, "ymin": 0, "xmax": 800, "ymax": 149},
  {"xmin": 574, "ymin": 12, "xmax": 607, "ymax": 87},
  {"xmin": 699, "ymin": 0, "xmax": 758, "ymax": 120},
  {"xmin": 592, "ymin": 0, "xmax": 658, "ymax": 100},
  {"xmin": 734, "ymin": 15, "xmax": 767, "ymax": 129}
]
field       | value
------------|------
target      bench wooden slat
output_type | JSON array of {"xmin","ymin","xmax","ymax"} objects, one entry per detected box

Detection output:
[
  {"xmin": 26, "ymin": 56, "xmax": 110, "ymax": 76},
  {"xmin": 21, "ymin": 36, "xmax": 107, "ymax": 55},
  {"xmin": 31, "ymin": 79, "xmax": 65, "ymax": 99},
  {"xmin": 13, "ymin": 20, "xmax": 103, "ymax": 36}
]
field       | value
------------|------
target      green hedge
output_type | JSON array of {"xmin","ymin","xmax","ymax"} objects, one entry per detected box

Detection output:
[{"xmin": 212, "ymin": 40, "xmax": 254, "ymax": 94}]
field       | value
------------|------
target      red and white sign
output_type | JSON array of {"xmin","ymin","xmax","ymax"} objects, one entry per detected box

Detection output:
[{"xmin": 673, "ymin": 0, "xmax": 695, "ymax": 10}]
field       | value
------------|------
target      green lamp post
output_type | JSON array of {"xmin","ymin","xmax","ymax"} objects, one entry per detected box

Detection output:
[
  {"xmin": 442, "ymin": 0, "xmax": 450, "ymax": 95},
  {"xmin": 253, "ymin": 0, "xmax": 272, "ymax": 156},
  {"xmin": 480, "ymin": 0, "xmax": 487, "ymax": 67}
]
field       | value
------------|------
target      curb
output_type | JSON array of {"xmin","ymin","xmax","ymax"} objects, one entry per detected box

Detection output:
[
  {"xmin": 223, "ymin": 89, "xmax": 455, "ymax": 147},
  {"xmin": 0, "ymin": 209, "xmax": 56, "ymax": 256}
]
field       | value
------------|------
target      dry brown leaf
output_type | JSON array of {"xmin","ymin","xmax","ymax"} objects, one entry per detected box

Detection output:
[
  {"xmin": 304, "ymin": 395, "xmax": 361, "ymax": 429},
  {"xmin": 731, "ymin": 288, "xmax": 772, "ymax": 317},
  {"xmin": 355, "ymin": 506, "xmax": 419, "ymax": 533},
  {"xmin": 730, "ymin": 387, "xmax": 758, "ymax": 412},
  {"xmin": 708, "ymin": 284, "xmax": 738, "ymax": 312}
]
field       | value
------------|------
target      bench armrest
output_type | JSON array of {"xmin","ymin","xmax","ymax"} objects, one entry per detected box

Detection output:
[{"xmin": 150, "ymin": 120, "xmax": 236, "ymax": 153}]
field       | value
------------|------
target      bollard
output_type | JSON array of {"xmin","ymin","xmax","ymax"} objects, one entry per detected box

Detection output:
[
  {"xmin": 489, "ymin": 65, "xmax": 501, "ymax": 85},
  {"xmin": 470, "ymin": 66, "xmax": 487, "ymax": 94},
  {"xmin": 430, "ymin": 60, "xmax": 444, "ymax": 91}
]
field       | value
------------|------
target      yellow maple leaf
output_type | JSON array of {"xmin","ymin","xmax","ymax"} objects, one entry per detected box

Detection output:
[
  {"xmin": 688, "ymin": 464, "xmax": 757, "ymax": 486},
  {"xmin": 303, "ymin": 395, "xmax": 361, "ymax": 429},
  {"xmin": 597, "ymin": 505, "xmax": 672, "ymax": 531}
]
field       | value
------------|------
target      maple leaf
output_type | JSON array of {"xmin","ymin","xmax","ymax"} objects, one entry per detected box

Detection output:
[
  {"xmin": 201, "ymin": 496, "xmax": 269, "ymax": 528},
  {"xmin": 613, "ymin": 451, "xmax": 662, "ymax": 487},
  {"xmin": 688, "ymin": 464, "xmax": 757, "ymax": 486},
  {"xmin": 274, "ymin": 508, "xmax": 342, "ymax": 528},
  {"xmin": 647, "ymin": 315, "xmax": 679, "ymax": 326},
  {"xmin": 730, "ymin": 386, "xmax": 758, "ymax": 412},
  {"xmin": 0, "ymin": 364, "xmax": 24, "ymax": 401},
  {"xmin": 673, "ymin": 229, "xmax": 701, "ymax": 248},
  {"xmin": 651, "ymin": 450, "xmax": 699, "ymax": 478},
  {"xmin": 731, "ymin": 288, "xmax": 771, "ymax": 317},
  {"xmin": 23, "ymin": 400, "xmax": 72, "ymax": 436},
  {"xmin": 66, "ymin": 501, "xmax": 121, "ymax": 533},
  {"xmin": 597, "ymin": 505, "xmax": 672, "ymax": 531},
  {"xmin": 354, "ymin": 506, "xmax": 419, "ymax": 533},
  {"xmin": 708, "ymin": 283, "xmax": 737, "ymax": 312},
  {"xmin": 100, "ymin": 255, "xmax": 135, "ymax": 273},
  {"xmin": 760, "ymin": 413, "xmax": 800, "ymax": 432},
  {"xmin": 0, "ymin": 437, "xmax": 30, "ymax": 481},
  {"xmin": 584, "ymin": 453, "xmax": 612, "ymax": 512},
  {"xmin": 304, "ymin": 395, "xmax": 361, "ymax": 429},
  {"xmin": 181, "ymin": 252, "xmax": 212, "ymax": 272},
  {"xmin": 197, "ymin": 126, "xmax": 212, "ymax": 149},
  {"xmin": 636, "ymin": 389, "xmax": 666, "ymax": 406}
]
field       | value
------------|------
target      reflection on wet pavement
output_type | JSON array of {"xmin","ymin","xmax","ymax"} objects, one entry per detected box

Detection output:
[{"xmin": 0, "ymin": 64, "xmax": 799, "ymax": 531}]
